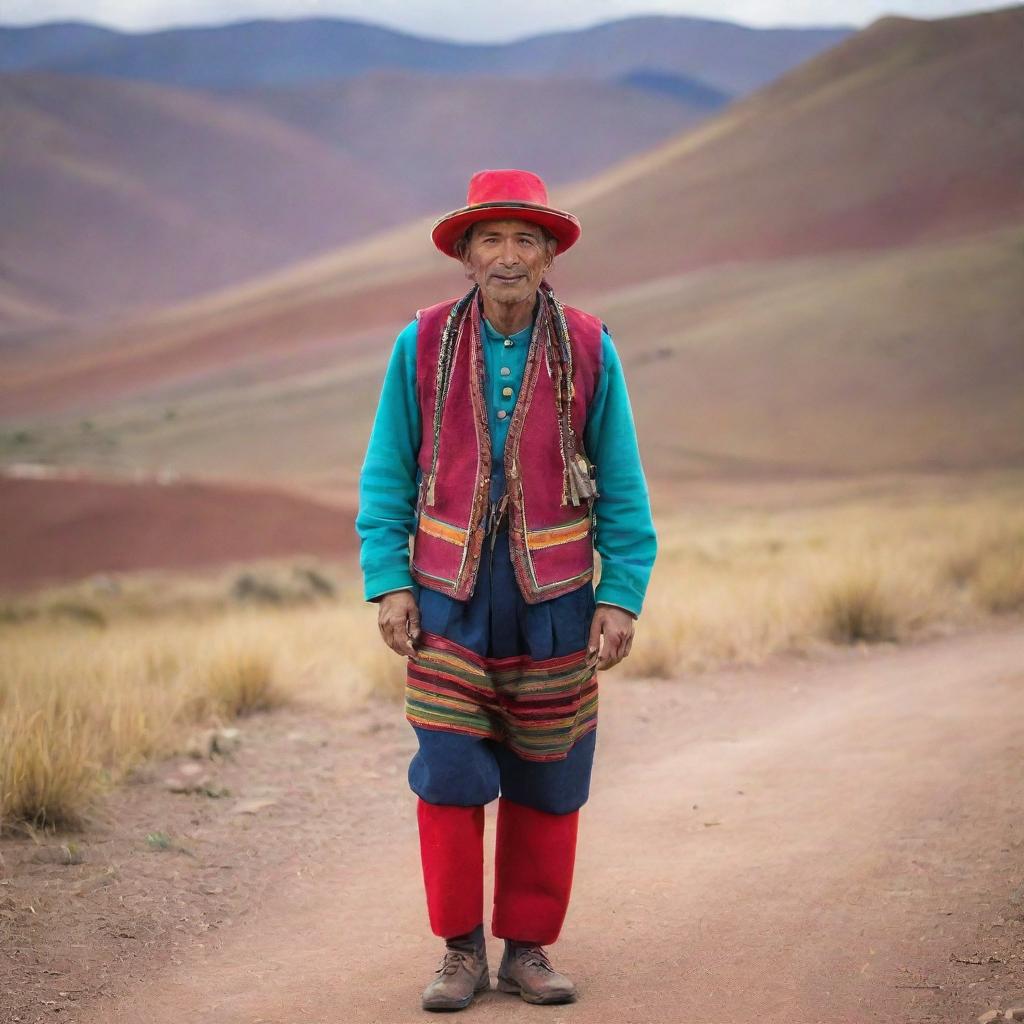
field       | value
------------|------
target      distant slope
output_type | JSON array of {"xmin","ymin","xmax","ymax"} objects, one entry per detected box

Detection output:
[
  {"xmin": 603, "ymin": 222, "xmax": 1024, "ymax": 480},
  {"xmin": 4, "ymin": 222, "xmax": 1020, "ymax": 488},
  {"xmin": 0, "ymin": 472, "xmax": 356, "ymax": 592},
  {"xmin": 617, "ymin": 70, "xmax": 733, "ymax": 105},
  {"xmin": 552, "ymin": 6, "xmax": 1024, "ymax": 291},
  {"xmin": 0, "ymin": 71, "xmax": 412, "ymax": 322},
  {"xmin": 0, "ymin": 20, "xmax": 117, "ymax": 71},
  {"xmin": 226, "ymin": 71, "xmax": 725, "ymax": 210},
  {"xmin": 0, "ymin": 67, "xmax": 723, "ymax": 333},
  {"xmin": 0, "ymin": 15, "xmax": 852, "ymax": 95},
  {"xmin": 2, "ymin": 10, "xmax": 1021, "ymax": 486},
  {"xmin": 0, "ymin": 12, "xmax": 854, "ymax": 334}
]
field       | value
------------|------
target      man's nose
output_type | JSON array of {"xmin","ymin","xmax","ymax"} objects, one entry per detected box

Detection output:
[{"xmin": 498, "ymin": 241, "xmax": 521, "ymax": 265}]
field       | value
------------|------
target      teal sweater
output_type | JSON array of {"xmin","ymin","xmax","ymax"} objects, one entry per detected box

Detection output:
[{"xmin": 356, "ymin": 307, "xmax": 657, "ymax": 617}]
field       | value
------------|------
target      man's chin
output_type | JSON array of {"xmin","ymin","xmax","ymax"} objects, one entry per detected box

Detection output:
[{"xmin": 484, "ymin": 284, "xmax": 534, "ymax": 305}]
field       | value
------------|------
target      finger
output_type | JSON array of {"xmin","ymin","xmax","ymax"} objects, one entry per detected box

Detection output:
[
  {"xmin": 598, "ymin": 632, "xmax": 623, "ymax": 670},
  {"xmin": 587, "ymin": 615, "xmax": 603, "ymax": 656},
  {"xmin": 622, "ymin": 632, "xmax": 633, "ymax": 661},
  {"xmin": 384, "ymin": 620, "xmax": 407, "ymax": 657}
]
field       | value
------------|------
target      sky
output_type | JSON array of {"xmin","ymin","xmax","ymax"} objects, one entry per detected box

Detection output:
[{"xmin": 0, "ymin": 0, "xmax": 1011, "ymax": 38}]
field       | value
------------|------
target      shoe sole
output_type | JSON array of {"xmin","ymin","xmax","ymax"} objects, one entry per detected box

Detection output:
[
  {"xmin": 422, "ymin": 972, "xmax": 490, "ymax": 1012},
  {"xmin": 496, "ymin": 975, "xmax": 577, "ymax": 1005}
]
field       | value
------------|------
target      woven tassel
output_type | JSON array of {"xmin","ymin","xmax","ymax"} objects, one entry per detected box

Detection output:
[
  {"xmin": 567, "ymin": 453, "xmax": 598, "ymax": 504},
  {"xmin": 563, "ymin": 463, "xmax": 578, "ymax": 507}
]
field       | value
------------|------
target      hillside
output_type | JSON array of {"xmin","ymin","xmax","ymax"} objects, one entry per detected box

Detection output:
[
  {"xmin": 0, "ymin": 72, "xmax": 411, "ymax": 324},
  {"xmin": 0, "ymin": 471, "xmax": 356, "ymax": 591},
  {"xmin": 2, "ymin": 8, "xmax": 1021, "ymax": 491},
  {"xmin": 0, "ymin": 67, "xmax": 726, "ymax": 334},
  {"xmin": 225, "ymin": 71, "xmax": 726, "ymax": 211},
  {"xmin": 0, "ymin": 15, "xmax": 852, "ymax": 94},
  {"xmin": 552, "ymin": 6, "xmax": 1024, "ymax": 290},
  {"xmin": 4, "ymin": 221, "xmax": 1020, "ymax": 495},
  {"xmin": 0, "ymin": 13, "xmax": 858, "ymax": 334}
]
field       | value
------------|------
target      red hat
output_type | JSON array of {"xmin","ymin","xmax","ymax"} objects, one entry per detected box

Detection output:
[{"xmin": 431, "ymin": 169, "xmax": 581, "ymax": 259}]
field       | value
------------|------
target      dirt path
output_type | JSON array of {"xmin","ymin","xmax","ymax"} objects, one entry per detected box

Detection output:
[{"xmin": 11, "ymin": 622, "xmax": 1024, "ymax": 1024}]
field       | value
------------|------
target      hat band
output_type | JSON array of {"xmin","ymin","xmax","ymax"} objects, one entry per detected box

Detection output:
[{"xmin": 433, "ymin": 199, "xmax": 574, "ymax": 227}]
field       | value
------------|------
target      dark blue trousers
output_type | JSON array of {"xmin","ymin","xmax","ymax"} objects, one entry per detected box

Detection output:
[{"xmin": 408, "ymin": 465, "xmax": 598, "ymax": 815}]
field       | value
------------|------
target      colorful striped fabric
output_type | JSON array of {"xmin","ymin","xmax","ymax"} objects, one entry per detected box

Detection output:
[{"xmin": 406, "ymin": 630, "xmax": 599, "ymax": 762}]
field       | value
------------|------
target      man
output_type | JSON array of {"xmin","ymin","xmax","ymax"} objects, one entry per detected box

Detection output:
[{"xmin": 356, "ymin": 168, "xmax": 657, "ymax": 1011}]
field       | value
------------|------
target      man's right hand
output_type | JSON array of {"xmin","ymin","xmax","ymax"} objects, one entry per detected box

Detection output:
[{"xmin": 375, "ymin": 589, "xmax": 422, "ymax": 658}]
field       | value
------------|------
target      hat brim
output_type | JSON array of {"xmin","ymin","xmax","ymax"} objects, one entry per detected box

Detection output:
[{"xmin": 431, "ymin": 201, "xmax": 581, "ymax": 259}]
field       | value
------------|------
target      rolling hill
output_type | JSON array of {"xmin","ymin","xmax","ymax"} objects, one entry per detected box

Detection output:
[
  {"xmin": 223, "ymin": 71, "xmax": 727, "ymax": 211},
  {"xmin": 0, "ymin": 72, "xmax": 413, "ymax": 328},
  {"xmin": 0, "ymin": 13, "xmax": 856, "ymax": 335},
  {"xmin": 0, "ymin": 15, "xmax": 852, "ymax": 95},
  {"xmin": 2, "ymin": 8, "xmax": 1021, "ymax": 494},
  {"xmin": 552, "ymin": 6, "xmax": 1024, "ymax": 290},
  {"xmin": 0, "ymin": 67, "xmax": 727, "ymax": 334}
]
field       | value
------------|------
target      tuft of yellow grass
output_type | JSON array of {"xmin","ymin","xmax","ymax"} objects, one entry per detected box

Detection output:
[
  {"xmin": 1, "ymin": 608, "xmax": 300, "ymax": 832},
  {"xmin": 813, "ymin": 564, "xmax": 902, "ymax": 644},
  {"xmin": 1, "ymin": 703, "xmax": 100, "ymax": 831}
]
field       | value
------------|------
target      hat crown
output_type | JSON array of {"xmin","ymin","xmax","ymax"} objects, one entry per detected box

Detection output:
[{"xmin": 467, "ymin": 169, "xmax": 549, "ymax": 208}]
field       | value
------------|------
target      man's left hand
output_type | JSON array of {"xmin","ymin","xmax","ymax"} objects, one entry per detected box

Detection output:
[{"xmin": 587, "ymin": 604, "xmax": 636, "ymax": 671}]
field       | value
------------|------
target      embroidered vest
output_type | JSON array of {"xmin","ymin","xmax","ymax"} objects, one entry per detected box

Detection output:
[{"xmin": 410, "ymin": 285, "xmax": 604, "ymax": 604}]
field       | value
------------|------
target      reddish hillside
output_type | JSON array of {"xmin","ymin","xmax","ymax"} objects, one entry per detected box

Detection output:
[
  {"xmin": 4, "ymin": 7, "xmax": 1019, "ymax": 420},
  {"xmin": 0, "ymin": 68, "xmax": 725, "ymax": 339},
  {"xmin": 0, "ymin": 72, "xmax": 413, "ymax": 325},
  {"xmin": 0, "ymin": 472, "xmax": 356, "ymax": 592},
  {"xmin": 227, "ymin": 71, "xmax": 723, "ymax": 210},
  {"xmin": 552, "ymin": 6, "xmax": 1024, "ymax": 291},
  {"xmin": 1, "ymin": 9, "xmax": 1020, "ymax": 488}
]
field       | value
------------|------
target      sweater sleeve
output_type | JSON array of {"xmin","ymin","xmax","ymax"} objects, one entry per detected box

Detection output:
[
  {"xmin": 355, "ymin": 319, "xmax": 422, "ymax": 601},
  {"xmin": 582, "ymin": 329, "xmax": 658, "ymax": 618}
]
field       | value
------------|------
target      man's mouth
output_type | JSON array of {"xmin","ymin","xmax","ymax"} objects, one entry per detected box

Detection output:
[{"xmin": 493, "ymin": 274, "xmax": 525, "ymax": 283}]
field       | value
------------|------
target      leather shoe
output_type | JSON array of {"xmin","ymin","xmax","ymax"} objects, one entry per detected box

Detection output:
[
  {"xmin": 421, "ymin": 944, "xmax": 490, "ymax": 1012},
  {"xmin": 496, "ymin": 944, "xmax": 578, "ymax": 1004}
]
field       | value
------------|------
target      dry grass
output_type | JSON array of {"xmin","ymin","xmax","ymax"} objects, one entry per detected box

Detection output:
[
  {"xmin": 618, "ymin": 475, "xmax": 1024, "ymax": 677},
  {"xmin": 0, "ymin": 589, "xmax": 393, "ymax": 832},
  {"xmin": 3, "ymin": 474, "xmax": 1023, "ymax": 830}
]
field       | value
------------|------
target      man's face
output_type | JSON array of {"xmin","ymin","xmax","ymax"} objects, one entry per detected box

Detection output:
[{"xmin": 460, "ymin": 218, "xmax": 555, "ymax": 307}]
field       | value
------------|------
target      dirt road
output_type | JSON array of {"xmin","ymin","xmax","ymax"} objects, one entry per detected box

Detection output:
[{"xmin": 69, "ymin": 622, "xmax": 1024, "ymax": 1023}]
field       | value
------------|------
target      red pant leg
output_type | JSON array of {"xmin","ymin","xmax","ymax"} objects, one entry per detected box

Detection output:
[
  {"xmin": 416, "ymin": 798, "xmax": 485, "ymax": 938},
  {"xmin": 491, "ymin": 796, "xmax": 579, "ymax": 945}
]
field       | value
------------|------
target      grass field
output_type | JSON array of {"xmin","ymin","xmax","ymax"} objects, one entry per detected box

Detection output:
[{"xmin": 2, "ymin": 471, "xmax": 1022, "ymax": 833}]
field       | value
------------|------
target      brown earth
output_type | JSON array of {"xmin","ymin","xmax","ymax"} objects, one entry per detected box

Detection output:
[
  {"xmin": 0, "ymin": 472, "xmax": 356, "ymax": 592},
  {"xmin": 3, "ymin": 619, "xmax": 1023, "ymax": 1023}
]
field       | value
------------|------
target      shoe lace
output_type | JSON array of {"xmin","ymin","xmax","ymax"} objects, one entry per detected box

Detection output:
[
  {"xmin": 436, "ymin": 947, "xmax": 476, "ymax": 976},
  {"xmin": 515, "ymin": 945, "xmax": 555, "ymax": 972}
]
